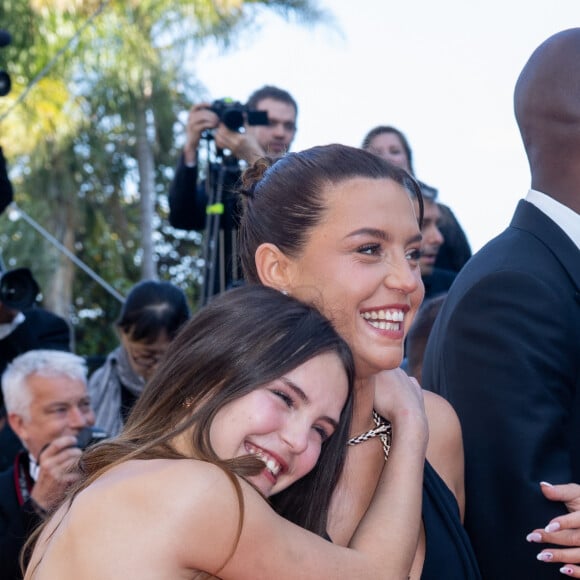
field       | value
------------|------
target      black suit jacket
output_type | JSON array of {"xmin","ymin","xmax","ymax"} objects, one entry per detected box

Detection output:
[
  {"xmin": 0, "ymin": 307, "xmax": 71, "ymax": 377},
  {"xmin": 422, "ymin": 200, "xmax": 580, "ymax": 579},
  {"xmin": 0, "ymin": 457, "xmax": 42, "ymax": 580}
]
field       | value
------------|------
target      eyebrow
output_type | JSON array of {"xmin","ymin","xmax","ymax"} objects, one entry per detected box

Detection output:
[
  {"xmin": 280, "ymin": 377, "xmax": 339, "ymax": 430},
  {"xmin": 346, "ymin": 227, "xmax": 422, "ymax": 245}
]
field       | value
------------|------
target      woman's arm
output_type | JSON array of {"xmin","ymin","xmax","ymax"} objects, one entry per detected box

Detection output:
[{"xmin": 182, "ymin": 371, "xmax": 429, "ymax": 579}]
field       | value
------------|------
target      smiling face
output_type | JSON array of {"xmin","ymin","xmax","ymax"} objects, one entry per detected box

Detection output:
[
  {"xmin": 209, "ymin": 352, "xmax": 347, "ymax": 497},
  {"xmin": 284, "ymin": 178, "xmax": 424, "ymax": 379}
]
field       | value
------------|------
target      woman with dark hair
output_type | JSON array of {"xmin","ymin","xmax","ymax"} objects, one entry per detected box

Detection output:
[
  {"xmin": 238, "ymin": 144, "xmax": 481, "ymax": 579},
  {"xmin": 89, "ymin": 280, "xmax": 190, "ymax": 436},
  {"xmin": 24, "ymin": 285, "xmax": 428, "ymax": 579}
]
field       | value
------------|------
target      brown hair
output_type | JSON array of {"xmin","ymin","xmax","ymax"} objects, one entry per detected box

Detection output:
[
  {"xmin": 238, "ymin": 143, "xmax": 423, "ymax": 284},
  {"xmin": 23, "ymin": 285, "xmax": 354, "ymax": 575}
]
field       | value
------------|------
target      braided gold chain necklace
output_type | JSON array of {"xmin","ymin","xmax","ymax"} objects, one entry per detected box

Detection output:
[{"xmin": 347, "ymin": 410, "xmax": 392, "ymax": 461}]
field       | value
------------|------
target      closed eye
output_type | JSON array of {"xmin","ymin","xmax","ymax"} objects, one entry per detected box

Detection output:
[
  {"xmin": 313, "ymin": 425, "xmax": 331, "ymax": 442},
  {"xmin": 272, "ymin": 389, "xmax": 294, "ymax": 408}
]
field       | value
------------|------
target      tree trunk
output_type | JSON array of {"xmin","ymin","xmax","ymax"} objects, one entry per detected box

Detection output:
[{"xmin": 135, "ymin": 95, "xmax": 157, "ymax": 281}]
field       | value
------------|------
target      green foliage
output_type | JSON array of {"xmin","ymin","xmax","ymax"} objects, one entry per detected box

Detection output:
[{"xmin": 0, "ymin": 0, "xmax": 325, "ymax": 358}]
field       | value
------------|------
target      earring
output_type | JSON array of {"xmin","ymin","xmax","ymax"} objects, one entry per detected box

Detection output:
[{"xmin": 281, "ymin": 289, "xmax": 289, "ymax": 296}]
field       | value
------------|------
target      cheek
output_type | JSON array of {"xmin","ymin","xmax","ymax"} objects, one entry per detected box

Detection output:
[{"xmin": 295, "ymin": 439, "xmax": 323, "ymax": 480}]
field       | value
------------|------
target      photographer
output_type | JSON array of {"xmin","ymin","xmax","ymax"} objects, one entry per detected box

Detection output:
[
  {"xmin": 168, "ymin": 85, "xmax": 298, "ymax": 299},
  {"xmin": 0, "ymin": 268, "xmax": 72, "ymax": 472},
  {"xmin": 0, "ymin": 350, "xmax": 96, "ymax": 580}
]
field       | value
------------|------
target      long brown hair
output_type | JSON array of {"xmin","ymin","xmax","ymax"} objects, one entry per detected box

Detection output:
[{"xmin": 23, "ymin": 285, "xmax": 354, "ymax": 575}]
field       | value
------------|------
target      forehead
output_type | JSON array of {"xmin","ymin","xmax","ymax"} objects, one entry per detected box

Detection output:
[
  {"xmin": 255, "ymin": 98, "xmax": 296, "ymax": 120},
  {"xmin": 369, "ymin": 132, "xmax": 405, "ymax": 150},
  {"xmin": 287, "ymin": 352, "xmax": 348, "ymax": 415},
  {"xmin": 318, "ymin": 177, "xmax": 418, "ymax": 229},
  {"xmin": 27, "ymin": 372, "xmax": 88, "ymax": 405}
]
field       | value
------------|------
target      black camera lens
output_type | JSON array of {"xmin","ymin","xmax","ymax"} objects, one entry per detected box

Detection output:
[{"xmin": 0, "ymin": 268, "xmax": 39, "ymax": 310}]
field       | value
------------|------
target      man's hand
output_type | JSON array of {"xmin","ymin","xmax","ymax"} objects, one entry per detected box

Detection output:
[
  {"xmin": 184, "ymin": 103, "xmax": 220, "ymax": 165},
  {"xmin": 31, "ymin": 435, "xmax": 83, "ymax": 510},
  {"xmin": 214, "ymin": 125, "xmax": 265, "ymax": 165}
]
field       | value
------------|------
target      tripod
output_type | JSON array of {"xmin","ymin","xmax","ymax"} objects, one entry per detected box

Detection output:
[{"xmin": 199, "ymin": 151, "xmax": 242, "ymax": 307}]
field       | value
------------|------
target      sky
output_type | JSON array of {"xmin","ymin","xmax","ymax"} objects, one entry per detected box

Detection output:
[{"xmin": 192, "ymin": 0, "xmax": 579, "ymax": 253}]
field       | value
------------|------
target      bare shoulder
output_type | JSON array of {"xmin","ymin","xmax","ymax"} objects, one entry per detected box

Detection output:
[{"xmin": 423, "ymin": 391, "xmax": 466, "ymax": 519}]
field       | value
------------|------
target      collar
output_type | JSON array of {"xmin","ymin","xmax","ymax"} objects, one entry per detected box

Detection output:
[
  {"xmin": 0, "ymin": 310, "xmax": 25, "ymax": 340},
  {"xmin": 28, "ymin": 453, "xmax": 40, "ymax": 481},
  {"xmin": 526, "ymin": 189, "xmax": 580, "ymax": 250}
]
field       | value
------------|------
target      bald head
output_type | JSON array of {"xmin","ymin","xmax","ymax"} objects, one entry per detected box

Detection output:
[{"xmin": 514, "ymin": 28, "xmax": 580, "ymax": 212}]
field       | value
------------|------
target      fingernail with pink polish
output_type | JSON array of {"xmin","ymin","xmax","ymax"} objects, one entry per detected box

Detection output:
[
  {"xmin": 545, "ymin": 522, "xmax": 561, "ymax": 533},
  {"xmin": 560, "ymin": 566, "xmax": 574, "ymax": 576},
  {"xmin": 537, "ymin": 552, "xmax": 553, "ymax": 561},
  {"xmin": 526, "ymin": 532, "xmax": 542, "ymax": 542},
  {"xmin": 540, "ymin": 481, "xmax": 554, "ymax": 487}
]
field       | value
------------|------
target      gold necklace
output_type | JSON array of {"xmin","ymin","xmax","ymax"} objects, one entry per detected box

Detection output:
[{"xmin": 347, "ymin": 410, "xmax": 392, "ymax": 461}]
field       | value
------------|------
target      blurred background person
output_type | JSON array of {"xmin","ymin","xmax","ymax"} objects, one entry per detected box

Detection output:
[
  {"xmin": 362, "ymin": 125, "xmax": 472, "ymax": 274},
  {"xmin": 0, "ymin": 268, "xmax": 71, "ymax": 472},
  {"xmin": 0, "ymin": 350, "xmax": 95, "ymax": 580},
  {"xmin": 88, "ymin": 280, "xmax": 190, "ymax": 436}
]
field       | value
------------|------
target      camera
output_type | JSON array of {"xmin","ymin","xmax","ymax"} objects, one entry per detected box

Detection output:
[
  {"xmin": 0, "ymin": 268, "xmax": 40, "ymax": 310},
  {"xmin": 208, "ymin": 98, "xmax": 269, "ymax": 132},
  {"xmin": 76, "ymin": 426, "xmax": 109, "ymax": 450}
]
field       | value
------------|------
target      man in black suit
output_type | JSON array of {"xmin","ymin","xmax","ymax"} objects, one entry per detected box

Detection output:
[
  {"xmin": 422, "ymin": 28, "xmax": 580, "ymax": 579},
  {"xmin": 0, "ymin": 350, "xmax": 95, "ymax": 579}
]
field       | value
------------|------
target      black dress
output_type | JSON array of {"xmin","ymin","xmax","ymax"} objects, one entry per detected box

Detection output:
[{"xmin": 421, "ymin": 460, "xmax": 481, "ymax": 579}]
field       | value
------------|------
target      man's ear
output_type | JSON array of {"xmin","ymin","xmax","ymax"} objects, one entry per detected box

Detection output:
[
  {"xmin": 7, "ymin": 412, "xmax": 27, "ymax": 443},
  {"xmin": 254, "ymin": 243, "xmax": 294, "ymax": 290}
]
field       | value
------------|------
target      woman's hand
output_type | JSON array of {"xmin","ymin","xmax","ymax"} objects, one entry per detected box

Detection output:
[
  {"xmin": 527, "ymin": 482, "xmax": 580, "ymax": 576},
  {"xmin": 373, "ymin": 368, "xmax": 428, "ymax": 448}
]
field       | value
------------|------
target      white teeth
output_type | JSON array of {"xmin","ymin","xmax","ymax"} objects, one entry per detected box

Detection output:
[
  {"xmin": 247, "ymin": 446, "xmax": 282, "ymax": 477},
  {"xmin": 360, "ymin": 309, "xmax": 404, "ymax": 323}
]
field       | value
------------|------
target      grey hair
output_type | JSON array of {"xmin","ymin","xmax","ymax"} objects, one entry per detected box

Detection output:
[{"xmin": 2, "ymin": 350, "xmax": 88, "ymax": 419}]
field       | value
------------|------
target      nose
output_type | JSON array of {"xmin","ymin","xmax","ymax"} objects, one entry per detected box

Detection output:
[
  {"xmin": 280, "ymin": 419, "xmax": 310, "ymax": 455},
  {"xmin": 69, "ymin": 406, "xmax": 93, "ymax": 430},
  {"xmin": 384, "ymin": 254, "xmax": 421, "ymax": 294}
]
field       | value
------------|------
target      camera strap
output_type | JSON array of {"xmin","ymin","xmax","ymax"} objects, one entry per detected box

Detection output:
[{"xmin": 13, "ymin": 451, "xmax": 34, "ymax": 507}]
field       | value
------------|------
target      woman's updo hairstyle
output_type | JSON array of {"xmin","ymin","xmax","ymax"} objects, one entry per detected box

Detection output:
[{"xmin": 238, "ymin": 143, "xmax": 423, "ymax": 284}]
